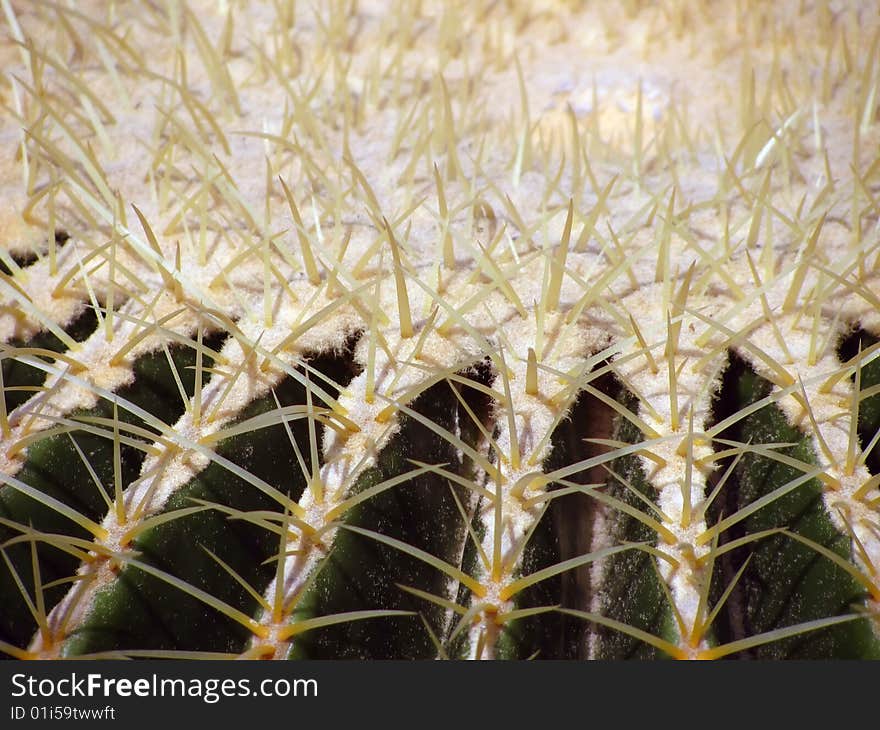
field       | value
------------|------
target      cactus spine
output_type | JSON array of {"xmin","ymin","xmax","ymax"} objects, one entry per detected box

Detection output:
[{"xmin": 1, "ymin": 0, "xmax": 880, "ymax": 660}]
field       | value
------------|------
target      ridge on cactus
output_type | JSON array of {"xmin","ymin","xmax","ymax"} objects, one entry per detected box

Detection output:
[{"xmin": 1, "ymin": 0, "xmax": 879, "ymax": 660}]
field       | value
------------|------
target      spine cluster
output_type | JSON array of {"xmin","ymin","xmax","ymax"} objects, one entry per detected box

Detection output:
[{"xmin": 1, "ymin": 0, "xmax": 879, "ymax": 659}]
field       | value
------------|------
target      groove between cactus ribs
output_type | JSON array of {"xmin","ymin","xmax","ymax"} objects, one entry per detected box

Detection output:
[{"xmin": 1, "ymin": 0, "xmax": 880, "ymax": 659}]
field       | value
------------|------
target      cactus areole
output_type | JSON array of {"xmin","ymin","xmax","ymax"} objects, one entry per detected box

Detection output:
[{"xmin": 1, "ymin": 1, "xmax": 879, "ymax": 660}]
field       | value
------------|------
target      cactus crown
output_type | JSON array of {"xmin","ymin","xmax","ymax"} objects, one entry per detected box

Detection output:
[{"xmin": 1, "ymin": 0, "xmax": 879, "ymax": 660}]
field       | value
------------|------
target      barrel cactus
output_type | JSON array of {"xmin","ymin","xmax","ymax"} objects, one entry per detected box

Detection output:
[{"xmin": 1, "ymin": 0, "xmax": 879, "ymax": 661}]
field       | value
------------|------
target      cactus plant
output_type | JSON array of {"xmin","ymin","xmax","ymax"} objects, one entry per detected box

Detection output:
[{"xmin": 1, "ymin": 0, "xmax": 880, "ymax": 661}]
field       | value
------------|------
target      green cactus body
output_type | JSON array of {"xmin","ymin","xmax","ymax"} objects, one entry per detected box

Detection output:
[{"xmin": 1, "ymin": 1, "xmax": 879, "ymax": 660}]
